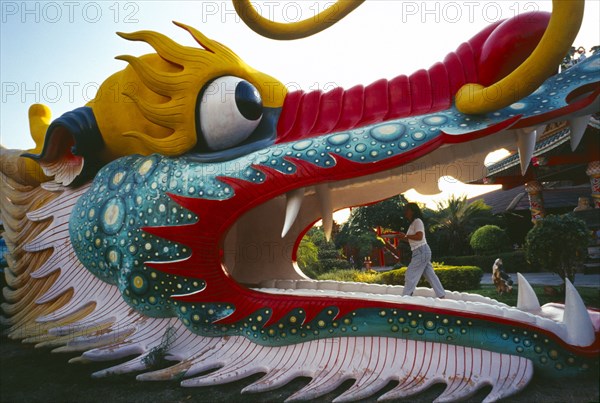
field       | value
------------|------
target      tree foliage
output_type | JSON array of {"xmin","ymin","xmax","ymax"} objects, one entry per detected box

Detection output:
[
  {"xmin": 299, "ymin": 227, "xmax": 349, "ymax": 278},
  {"xmin": 525, "ymin": 214, "xmax": 589, "ymax": 284},
  {"xmin": 296, "ymin": 237, "xmax": 318, "ymax": 269},
  {"xmin": 469, "ymin": 225, "xmax": 511, "ymax": 255},
  {"xmin": 335, "ymin": 195, "xmax": 409, "ymax": 264},
  {"xmin": 342, "ymin": 195, "xmax": 409, "ymax": 232},
  {"xmin": 428, "ymin": 196, "xmax": 494, "ymax": 256}
]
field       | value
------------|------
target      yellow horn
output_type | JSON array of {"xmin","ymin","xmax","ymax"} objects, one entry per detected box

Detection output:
[
  {"xmin": 455, "ymin": 0, "xmax": 585, "ymax": 115},
  {"xmin": 232, "ymin": 0, "xmax": 364, "ymax": 40}
]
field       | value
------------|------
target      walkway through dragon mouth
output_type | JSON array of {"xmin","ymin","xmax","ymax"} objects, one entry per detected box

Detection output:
[{"xmin": 221, "ymin": 127, "xmax": 518, "ymax": 288}]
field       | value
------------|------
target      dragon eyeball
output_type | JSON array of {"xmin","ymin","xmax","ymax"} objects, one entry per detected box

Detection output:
[{"xmin": 198, "ymin": 76, "xmax": 263, "ymax": 151}]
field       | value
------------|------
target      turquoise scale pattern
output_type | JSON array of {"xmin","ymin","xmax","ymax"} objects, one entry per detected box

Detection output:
[{"xmin": 70, "ymin": 155, "xmax": 206, "ymax": 317}]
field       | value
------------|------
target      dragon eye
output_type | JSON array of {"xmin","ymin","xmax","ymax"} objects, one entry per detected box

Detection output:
[{"xmin": 198, "ymin": 76, "xmax": 263, "ymax": 151}]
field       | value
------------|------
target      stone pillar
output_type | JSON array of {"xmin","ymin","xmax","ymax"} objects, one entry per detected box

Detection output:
[
  {"xmin": 586, "ymin": 161, "xmax": 600, "ymax": 208},
  {"xmin": 525, "ymin": 180, "xmax": 546, "ymax": 223}
]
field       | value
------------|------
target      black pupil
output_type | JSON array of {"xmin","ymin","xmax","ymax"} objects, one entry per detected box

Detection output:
[{"xmin": 235, "ymin": 81, "xmax": 263, "ymax": 121}]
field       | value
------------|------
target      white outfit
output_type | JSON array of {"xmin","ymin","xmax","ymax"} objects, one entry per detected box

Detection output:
[
  {"xmin": 402, "ymin": 219, "xmax": 445, "ymax": 298},
  {"xmin": 406, "ymin": 218, "xmax": 427, "ymax": 250}
]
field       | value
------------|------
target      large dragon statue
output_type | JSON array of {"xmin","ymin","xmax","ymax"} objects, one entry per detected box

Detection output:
[{"xmin": 1, "ymin": 1, "xmax": 599, "ymax": 401}]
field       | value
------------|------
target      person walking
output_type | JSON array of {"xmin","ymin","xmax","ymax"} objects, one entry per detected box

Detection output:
[{"xmin": 398, "ymin": 203, "xmax": 445, "ymax": 298}]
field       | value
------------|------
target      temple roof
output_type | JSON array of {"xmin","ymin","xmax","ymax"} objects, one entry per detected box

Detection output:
[
  {"xmin": 472, "ymin": 115, "xmax": 599, "ymax": 188},
  {"xmin": 468, "ymin": 183, "xmax": 593, "ymax": 214}
]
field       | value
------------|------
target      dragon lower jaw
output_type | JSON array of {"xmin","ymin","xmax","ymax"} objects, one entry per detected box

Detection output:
[{"xmin": 221, "ymin": 123, "xmax": 599, "ymax": 349}]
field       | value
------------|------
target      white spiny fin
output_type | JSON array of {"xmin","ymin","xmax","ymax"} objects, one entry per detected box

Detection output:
[
  {"xmin": 242, "ymin": 368, "xmax": 304, "ymax": 394},
  {"xmin": 333, "ymin": 377, "xmax": 390, "ymax": 402},
  {"xmin": 137, "ymin": 360, "xmax": 195, "ymax": 381},
  {"xmin": 83, "ymin": 344, "xmax": 146, "ymax": 362},
  {"xmin": 52, "ymin": 325, "xmax": 136, "ymax": 353},
  {"xmin": 92, "ymin": 354, "xmax": 152, "ymax": 377},
  {"xmin": 517, "ymin": 273, "xmax": 541, "ymax": 312},
  {"xmin": 434, "ymin": 379, "xmax": 484, "ymax": 402},
  {"xmin": 286, "ymin": 370, "xmax": 351, "ymax": 402},
  {"xmin": 568, "ymin": 114, "xmax": 591, "ymax": 151},
  {"xmin": 282, "ymin": 188, "xmax": 305, "ymax": 238},
  {"xmin": 563, "ymin": 278, "xmax": 595, "ymax": 346},
  {"xmin": 184, "ymin": 361, "xmax": 265, "ymax": 386},
  {"xmin": 241, "ymin": 343, "xmax": 309, "ymax": 393},
  {"xmin": 516, "ymin": 128, "xmax": 537, "ymax": 175},
  {"xmin": 332, "ymin": 337, "xmax": 396, "ymax": 402},
  {"xmin": 316, "ymin": 184, "xmax": 333, "ymax": 241},
  {"xmin": 378, "ymin": 378, "xmax": 437, "ymax": 400},
  {"xmin": 482, "ymin": 358, "xmax": 533, "ymax": 403},
  {"xmin": 49, "ymin": 316, "xmax": 117, "ymax": 336}
]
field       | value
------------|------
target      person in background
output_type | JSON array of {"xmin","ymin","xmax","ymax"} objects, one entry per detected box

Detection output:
[
  {"xmin": 576, "ymin": 46, "xmax": 587, "ymax": 63},
  {"xmin": 398, "ymin": 203, "xmax": 445, "ymax": 298},
  {"xmin": 492, "ymin": 258, "xmax": 513, "ymax": 295}
]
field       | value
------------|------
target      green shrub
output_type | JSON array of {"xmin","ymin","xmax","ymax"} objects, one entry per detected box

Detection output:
[
  {"xmin": 317, "ymin": 269, "xmax": 364, "ymax": 282},
  {"xmin": 305, "ymin": 241, "xmax": 350, "ymax": 277},
  {"xmin": 525, "ymin": 214, "xmax": 589, "ymax": 284},
  {"xmin": 318, "ymin": 266, "xmax": 483, "ymax": 291},
  {"xmin": 438, "ymin": 251, "xmax": 534, "ymax": 273},
  {"xmin": 469, "ymin": 225, "xmax": 511, "ymax": 255},
  {"xmin": 353, "ymin": 271, "xmax": 380, "ymax": 283},
  {"xmin": 379, "ymin": 266, "xmax": 482, "ymax": 291}
]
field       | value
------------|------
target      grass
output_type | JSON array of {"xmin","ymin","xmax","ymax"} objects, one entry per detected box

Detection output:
[{"xmin": 465, "ymin": 284, "xmax": 600, "ymax": 308}]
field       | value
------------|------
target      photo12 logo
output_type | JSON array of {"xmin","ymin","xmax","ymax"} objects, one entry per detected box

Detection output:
[
  {"xmin": 399, "ymin": 1, "xmax": 540, "ymax": 23},
  {"xmin": 1, "ymin": 1, "xmax": 140, "ymax": 24},
  {"xmin": 1, "ymin": 81, "xmax": 142, "ymax": 104},
  {"xmin": 200, "ymin": 1, "xmax": 342, "ymax": 24}
]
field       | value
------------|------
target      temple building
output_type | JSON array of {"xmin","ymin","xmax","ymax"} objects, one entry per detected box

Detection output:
[{"xmin": 469, "ymin": 114, "xmax": 600, "ymax": 272}]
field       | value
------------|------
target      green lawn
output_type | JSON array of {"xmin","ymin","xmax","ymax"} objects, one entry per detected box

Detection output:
[{"xmin": 465, "ymin": 284, "xmax": 600, "ymax": 308}]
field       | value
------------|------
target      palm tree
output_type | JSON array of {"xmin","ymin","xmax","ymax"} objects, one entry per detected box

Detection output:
[{"xmin": 428, "ymin": 196, "xmax": 494, "ymax": 257}]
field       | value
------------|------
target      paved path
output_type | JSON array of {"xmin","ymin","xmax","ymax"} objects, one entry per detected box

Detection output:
[
  {"xmin": 372, "ymin": 267, "xmax": 600, "ymax": 288},
  {"xmin": 480, "ymin": 272, "xmax": 600, "ymax": 287}
]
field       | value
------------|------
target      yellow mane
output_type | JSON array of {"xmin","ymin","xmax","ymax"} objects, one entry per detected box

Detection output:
[{"xmin": 87, "ymin": 21, "xmax": 285, "ymax": 160}]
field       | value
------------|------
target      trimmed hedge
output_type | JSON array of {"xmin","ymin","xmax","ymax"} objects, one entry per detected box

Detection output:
[
  {"xmin": 316, "ymin": 265, "xmax": 483, "ymax": 291},
  {"xmin": 438, "ymin": 250, "xmax": 534, "ymax": 273},
  {"xmin": 317, "ymin": 269, "xmax": 377, "ymax": 283},
  {"xmin": 378, "ymin": 266, "xmax": 482, "ymax": 291},
  {"xmin": 469, "ymin": 225, "xmax": 511, "ymax": 255}
]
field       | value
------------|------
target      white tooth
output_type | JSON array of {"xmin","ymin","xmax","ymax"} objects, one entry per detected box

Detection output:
[
  {"xmin": 563, "ymin": 278, "xmax": 595, "ymax": 346},
  {"xmin": 316, "ymin": 184, "xmax": 333, "ymax": 241},
  {"xmin": 516, "ymin": 273, "xmax": 540, "ymax": 312},
  {"xmin": 568, "ymin": 115, "xmax": 591, "ymax": 151},
  {"xmin": 281, "ymin": 188, "xmax": 305, "ymax": 238},
  {"xmin": 516, "ymin": 128, "xmax": 537, "ymax": 175}
]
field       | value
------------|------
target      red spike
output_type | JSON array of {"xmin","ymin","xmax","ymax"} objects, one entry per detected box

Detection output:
[
  {"xmin": 276, "ymin": 90, "xmax": 304, "ymax": 141},
  {"xmin": 359, "ymin": 79, "xmax": 389, "ymax": 126},
  {"xmin": 408, "ymin": 69, "xmax": 432, "ymax": 115},
  {"xmin": 311, "ymin": 87, "xmax": 344, "ymax": 135},
  {"xmin": 387, "ymin": 75, "xmax": 411, "ymax": 119},
  {"xmin": 429, "ymin": 62, "xmax": 451, "ymax": 111},
  {"xmin": 333, "ymin": 85, "xmax": 364, "ymax": 132}
]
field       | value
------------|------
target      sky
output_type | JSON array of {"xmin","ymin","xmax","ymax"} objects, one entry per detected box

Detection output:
[{"xmin": 1, "ymin": 0, "xmax": 599, "ymax": 210}]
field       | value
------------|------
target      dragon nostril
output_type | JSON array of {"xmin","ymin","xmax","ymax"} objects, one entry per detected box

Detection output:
[{"xmin": 235, "ymin": 80, "xmax": 263, "ymax": 121}]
